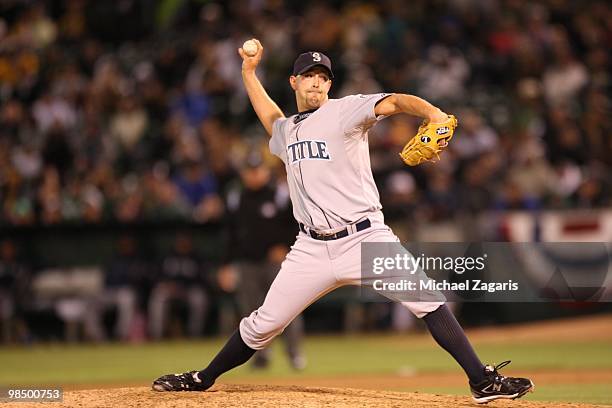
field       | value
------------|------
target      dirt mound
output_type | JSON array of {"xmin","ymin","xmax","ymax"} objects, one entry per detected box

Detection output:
[
  {"xmin": 5, "ymin": 385, "xmax": 606, "ymax": 408},
  {"xmin": 224, "ymin": 368, "xmax": 612, "ymax": 391}
]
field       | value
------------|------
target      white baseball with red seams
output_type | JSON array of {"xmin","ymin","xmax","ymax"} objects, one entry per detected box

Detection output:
[{"xmin": 242, "ymin": 40, "xmax": 258, "ymax": 57}]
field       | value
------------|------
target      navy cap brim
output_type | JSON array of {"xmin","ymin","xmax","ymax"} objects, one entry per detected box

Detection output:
[
  {"xmin": 292, "ymin": 52, "xmax": 334, "ymax": 78},
  {"xmin": 295, "ymin": 64, "xmax": 334, "ymax": 78}
]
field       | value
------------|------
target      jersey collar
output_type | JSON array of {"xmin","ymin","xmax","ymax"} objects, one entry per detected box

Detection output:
[{"xmin": 293, "ymin": 108, "xmax": 318, "ymax": 124}]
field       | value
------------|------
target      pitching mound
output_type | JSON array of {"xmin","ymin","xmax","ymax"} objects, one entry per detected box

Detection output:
[{"xmin": 5, "ymin": 385, "xmax": 604, "ymax": 408}]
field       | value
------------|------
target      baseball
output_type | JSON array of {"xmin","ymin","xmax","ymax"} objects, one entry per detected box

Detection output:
[{"xmin": 242, "ymin": 39, "xmax": 258, "ymax": 57}]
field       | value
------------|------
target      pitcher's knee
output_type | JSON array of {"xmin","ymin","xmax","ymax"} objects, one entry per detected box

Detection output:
[
  {"xmin": 239, "ymin": 309, "xmax": 286, "ymax": 350},
  {"xmin": 402, "ymin": 301, "xmax": 445, "ymax": 319}
]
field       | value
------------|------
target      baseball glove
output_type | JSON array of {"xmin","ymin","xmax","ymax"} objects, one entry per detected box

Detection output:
[{"xmin": 399, "ymin": 115, "xmax": 458, "ymax": 166}]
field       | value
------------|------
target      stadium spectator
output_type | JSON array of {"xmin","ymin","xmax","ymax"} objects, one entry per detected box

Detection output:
[
  {"xmin": 85, "ymin": 235, "xmax": 147, "ymax": 342},
  {"xmin": 148, "ymin": 232, "xmax": 210, "ymax": 339},
  {"xmin": 0, "ymin": 239, "xmax": 31, "ymax": 343},
  {"xmin": 0, "ymin": 0, "xmax": 608, "ymax": 227}
]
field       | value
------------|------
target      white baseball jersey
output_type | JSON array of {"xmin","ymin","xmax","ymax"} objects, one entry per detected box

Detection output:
[
  {"xmin": 239, "ymin": 92, "xmax": 444, "ymax": 352},
  {"xmin": 269, "ymin": 93, "xmax": 390, "ymax": 230}
]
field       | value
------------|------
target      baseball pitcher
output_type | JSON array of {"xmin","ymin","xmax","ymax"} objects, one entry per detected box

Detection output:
[{"xmin": 153, "ymin": 39, "xmax": 534, "ymax": 404}]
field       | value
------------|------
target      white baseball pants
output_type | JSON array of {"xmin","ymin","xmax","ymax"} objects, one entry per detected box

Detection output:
[{"xmin": 240, "ymin": 214, "xmax": 444, "ymax": 349}]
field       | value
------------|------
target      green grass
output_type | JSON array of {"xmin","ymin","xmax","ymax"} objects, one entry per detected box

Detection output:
[{"xmin": 1, "ymin": 334, "xmax": 611, "ymax": 404}]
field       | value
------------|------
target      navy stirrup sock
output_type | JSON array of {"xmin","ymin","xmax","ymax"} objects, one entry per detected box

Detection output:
[
  {"xmin": 198, "ymin": 329, "xmax": 256, "ymax": 386},
  {"xmin": 199, "ymin": 308, "xmax": 485, "ymax": 386},
  {"xmin": 423, "ymin": 304, "xmax": 485, "ymax": 384}
]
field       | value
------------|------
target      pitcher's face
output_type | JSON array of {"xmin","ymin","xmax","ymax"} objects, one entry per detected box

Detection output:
[{"xmin": 290, "ymin": 67, "xmax": 332, "ymax": 111}]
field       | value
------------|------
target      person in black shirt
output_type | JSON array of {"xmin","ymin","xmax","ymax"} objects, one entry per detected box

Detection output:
[
  {"xmin": 0, "ymin": 239, "xmax": 30, "ymax": 343},
  {"xmin": 218, "ymin": 153, "xmax": 305, "ymax": 369},
  {"xmin": 148, "ymin": 233, "xmax": 209, "ymax": 339},
  {"xmin": 85, "ymin": 235, "xmax": 146, "ymax": 341}
]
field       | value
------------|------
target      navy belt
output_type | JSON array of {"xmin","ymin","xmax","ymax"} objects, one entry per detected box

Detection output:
[{"xmin": 299, "ymin": 219, "xmax": 371, "ymax": 241}]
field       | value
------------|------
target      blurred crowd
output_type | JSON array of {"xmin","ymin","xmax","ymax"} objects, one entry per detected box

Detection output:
[
  {"xmin": 0, "ymin": 0, "xmax": 610, "ymax": 229},
  {"xmin": 0, "ymin": 1, "xmax": 611, "ymax": 342}
]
